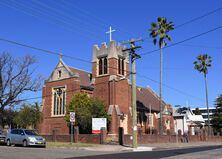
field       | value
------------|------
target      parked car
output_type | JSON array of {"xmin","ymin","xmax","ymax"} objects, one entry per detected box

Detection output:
[
  {"xmin": 0, "ymin": 130, "xmax": 6, "ymax": 144},
  {"xmin": 6, "ymin": 128, "xmax": 46, "ymax": 147}
]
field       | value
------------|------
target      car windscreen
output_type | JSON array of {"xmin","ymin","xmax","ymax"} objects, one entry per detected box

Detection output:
[{"xmin": 24, "ymin": 130, "xmax": 38, "ymax": 136}]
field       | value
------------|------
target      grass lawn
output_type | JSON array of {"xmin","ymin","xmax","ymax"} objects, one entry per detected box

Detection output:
[{"xmin": 47, "ymin": 142, "xmax": 97, "ymax": 148}]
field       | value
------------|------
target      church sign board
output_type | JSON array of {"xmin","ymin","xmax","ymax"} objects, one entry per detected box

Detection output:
[{"xmin": 92, "ymin": 118, "xmax": 107, "ymax": 134}]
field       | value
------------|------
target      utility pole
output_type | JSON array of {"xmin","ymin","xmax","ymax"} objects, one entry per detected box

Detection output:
[
  {"xmin": 122, "ymin": 38, "xmax": 142, "ymax": 149},
  {"xmin": 149, "ymin": 104, "xmax": 152, "ymax": 135}
]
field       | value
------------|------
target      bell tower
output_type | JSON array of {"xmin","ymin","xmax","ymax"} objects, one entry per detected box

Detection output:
[
  {"xmin": 92, "ymin": 41, "xmax": 131, "ymax": 135},
  {"xmin": 92, "ymin": 41, "xmax": 129, "ymax": 78}
]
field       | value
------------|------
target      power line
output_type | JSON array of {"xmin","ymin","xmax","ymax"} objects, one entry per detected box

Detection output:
[
  {"xmin": 0, "ymin": 38, "xmax": 207, "ymax": 105},
  {"xmin": 59, "ymin": 0, "xmax": 137, "ymax": 39},
  {"xmin": 137, "ymin": 73, "xmax": 204, "ymax": 102},
  {"xmin": 0, "ymin": 38, "xmax": 90, "ymax": 64},
  {"xmin": 175, "ymin": 7, "xmax": 222, "ymax": 29},
  {"xmin": 140, "ymin": 24, "xmax": 222, "ymax": 56},
  {"xmin": 0, "ymin": 37, "xmax": 132, "ymax": 74},
  {"xmin": 0, "ymin": 0, "xmax": 103, "ymax": 41},
  {"xmin": 9, "ymin": 71, "xmax": 206, "ymax": 104},
  {"xmin": 177, "ymin": 43, "xmax": 222, "ymax": 50},
  {"xmin": 143, "ymin": 6, "xmax": 222, "ymax": 41},
  {"xmin": 0, "ymin": 37, "xmax": 205, "ymax": 104},
  {"xmin": 29, "ymin": 0, "xmax": 104, "ymax": 39},
  {"xmin": 12, "ymin": 74, "xmax": 130, "ymax": 103}
]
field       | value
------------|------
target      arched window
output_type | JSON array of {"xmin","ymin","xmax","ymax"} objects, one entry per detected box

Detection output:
[
  {"xmin": 98, "ymin": 56, "xmax": 108, "ymax": 75},
  {"xmin": 52, "ymin": 87, "xmax": 66, "ymax": 116}
]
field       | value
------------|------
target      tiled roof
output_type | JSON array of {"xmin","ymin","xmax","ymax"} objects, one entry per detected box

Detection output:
[
  {"xmin": 136, "ymin": 87, "xmax": 166, "ymax": 112},
  {"xmin": 68, "ymin": 67, "xmax": 92, "ymax": 86}
]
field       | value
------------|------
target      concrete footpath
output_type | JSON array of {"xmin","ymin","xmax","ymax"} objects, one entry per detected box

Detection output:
[{"xmin": 82, "ymin": 142, "xmax": 222, "ymax": 152}]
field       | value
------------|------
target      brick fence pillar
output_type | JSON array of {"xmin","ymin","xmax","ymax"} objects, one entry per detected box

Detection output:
[
  {"xmin": 100, "ymin": 127, "xmax": 107, "ymax": 144},
  {"xmin": 52, "ymin": 129, "xmax": 57, "ymax": 142},
  {"xmin": 74, "ymin": 126, "xmax": 79, "ymax": 143}
]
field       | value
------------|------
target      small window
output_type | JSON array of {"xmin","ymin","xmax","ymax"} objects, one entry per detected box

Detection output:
[
  {"xmin": 118, "ymin": 57, "xmax": 125, "ymax": 75},
  {"xmin": 104, "ymin": 57, "xmax": 107, "ymax": 74},
  {"xmin": 58, "ymin": 70, "xmax": 62, "ymax": 78},
  {"xmin": 99, "ymin": 58, "xmax": 103, "ymax": 75}
]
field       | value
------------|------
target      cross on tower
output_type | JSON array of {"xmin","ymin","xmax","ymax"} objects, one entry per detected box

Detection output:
[
  {"xmin": 59, "ymin": 53, "xmax": 63, "ymax": 60},
  {"xmin": 106, "ymin": 26, "xmax": 116, "ymax": 42}
]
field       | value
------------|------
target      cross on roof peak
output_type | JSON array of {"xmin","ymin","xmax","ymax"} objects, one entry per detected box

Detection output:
[{"xmin": 59, "ymin": 53, "xmax": 63, "ymax": 60}]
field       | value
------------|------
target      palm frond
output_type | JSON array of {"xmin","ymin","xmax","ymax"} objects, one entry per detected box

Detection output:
[
  {"xmin": 149, "ymin": 17, "xmax": 174, "ymax": 48},
  {"xmin": 194, "ymin": 54, "xmax": 212, "ymax": 75}
]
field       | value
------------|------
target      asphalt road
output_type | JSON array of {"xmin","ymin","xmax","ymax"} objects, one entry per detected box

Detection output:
[
  {"xmin": 0, "ymin": 145, "xmax": 222, "ymax": 159},
  {"xmin": 0, "ymin": 145, "xmax": 112, "ymax": 159},
  {"xmin": 67, "ymin": 145, "xmax": 222, "ymax": 159}
]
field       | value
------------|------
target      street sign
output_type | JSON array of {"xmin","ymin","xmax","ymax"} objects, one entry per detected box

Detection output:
[
  {"xmin": 70, "ymin": 112, "xmax": 75, "ymax": 123},
  {"xmin": 92, "ymin": 118, "xmax": 106, "ymax": 134}
]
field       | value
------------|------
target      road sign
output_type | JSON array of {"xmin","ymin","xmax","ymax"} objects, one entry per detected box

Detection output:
[{"xmin": 70, "ymin": 112, "xmax": 75, "ymax": 123}]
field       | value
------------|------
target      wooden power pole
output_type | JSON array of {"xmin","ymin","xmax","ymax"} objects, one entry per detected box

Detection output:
[{"xmin": 123, "ymin": 38, "xmax": 142, "ymax": 148}]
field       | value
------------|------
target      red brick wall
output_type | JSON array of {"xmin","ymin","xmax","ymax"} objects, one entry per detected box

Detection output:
[
  {"xmin": 123, "ymin": 134, "xmax": 222, "ymax": 145},
  {"xmin": 39, "ymin": 77, "xmax": 81, "ymax": 135},
  {"xmin": 115, "ymin": 80, "xmax": 132, "ymax": 134},
  {"xmin": 93, "ymin": 75, "xmax": 110, "ymax": 109},
  {"xmin": 42, "ymin": 134, "xmax": 101, "ymax": 144}
]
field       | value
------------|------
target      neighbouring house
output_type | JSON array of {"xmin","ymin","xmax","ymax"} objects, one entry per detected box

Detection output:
[
  {"xmin": 38, "ymin": 41, "xmax": 174, "ymax": 136},
  {"xmin": 191, "ymin": 107, "xmax": 216, "ymax": 124},
  {"xmin": 173, "ymin": 107, "xmax": 205, "ymax": 135}
]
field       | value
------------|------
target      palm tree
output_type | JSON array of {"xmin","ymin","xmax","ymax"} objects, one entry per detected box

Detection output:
[
  {"xmin": 194, "ymin": 54, "xmax": 212, "ymax": 135},
  {"xmin": 149, "ymin": 17, "xmax": 174, "ymax": 135}
]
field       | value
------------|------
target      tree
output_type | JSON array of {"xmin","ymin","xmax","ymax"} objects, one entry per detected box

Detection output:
[
  {"xmin": 14, "ymin": 102, "xmax": 42, "ymax": 129},
  {"xmin": 193, "ymin": 107, "xmax": 202, "ymax": 115},
  {"xmin": 0, "ymin": 108, "xmax": 18, "ymax": 129},
  {"xmin": 211, "ymin": 94, "xmax": 222, "ymax": 135},
  {"xmin": 215, "ymin": 94, "xmax": 222, "ymax": 113},
  {"xmin": 0, "ymin": 53, "xmax": 41, "ymax": 127},
  {"xmin": 65, "ymin": 93, "xmax": 110, "ymax": 134},
  {"xmin": 149, "ymin": 17, "xmax": 174, "ymax": 134},
  {"xmin": 194, "ymin": 54, "xmax": 212, "ymax": 135}
]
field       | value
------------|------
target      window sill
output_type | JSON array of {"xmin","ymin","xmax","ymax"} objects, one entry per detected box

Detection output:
[
  {"xmin": 97, "ymin": 74, "xmax": 109, "ymax": 77},
  {"xmin": 117, "ymin": 74, "xmax": 125, "ymax": 77},
  {"xmin": 51, "ymin": 115, "xmax": 65, "ymax": 118}
]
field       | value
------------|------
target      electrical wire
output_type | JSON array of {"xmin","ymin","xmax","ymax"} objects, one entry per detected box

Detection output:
[{"xmin": 140, "ymin": 25, "xmax": 222, "ymax": 56}]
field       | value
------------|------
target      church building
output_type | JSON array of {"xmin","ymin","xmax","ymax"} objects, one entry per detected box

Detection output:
[{"xmin": 38, "ymin": 41, "xmax": 174, "ymax": 136}]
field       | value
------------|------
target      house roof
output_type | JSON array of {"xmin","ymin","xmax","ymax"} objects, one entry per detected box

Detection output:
[
  {"xmin": 173, "ymin": 107, "xmax": 205, "ymax": 124},
  {"xmin": 136, "ymin": 87, "xmax": 166, "ymax": 112},
  {"xmin": 68, "ymin": 66, "xmax": 92, "ymax": 87}
]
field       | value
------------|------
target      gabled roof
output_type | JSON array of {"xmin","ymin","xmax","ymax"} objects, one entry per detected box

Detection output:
[
  {"xmin": 68, "ymin": 66, "xmax": 92, "ymax": 87},
  {"xmin": 46, "ymin": 59, "xmax": 92, "ymax": 88},
  {"xmin": 46, "ymin": 59, "xmax": 78, "ymax": 82},
  {"xmin": 136, "ymin": 87, "xmax": 166, "ymax": 112}
]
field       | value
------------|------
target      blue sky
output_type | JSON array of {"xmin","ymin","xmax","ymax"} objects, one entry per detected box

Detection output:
[{"xmin": 0, "ymin": 0, "xmax": 221, "ymax": 108}]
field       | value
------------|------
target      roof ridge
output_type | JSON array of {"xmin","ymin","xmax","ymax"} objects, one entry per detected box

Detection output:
[{"xmin": 68, "ymin": 66, "xmax": 91, "ymax": 74}]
